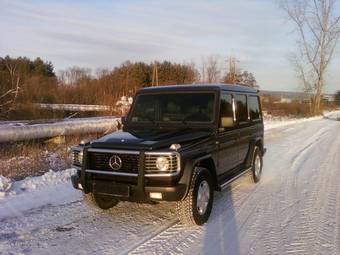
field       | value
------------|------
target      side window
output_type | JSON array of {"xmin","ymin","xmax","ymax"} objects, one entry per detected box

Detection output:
[
  {"xmin": 235, "ymin": 94, "xmax": 248, "ymax": 123},
  {"xmin": 248, "ymin": 96, "xmax": 261, "ymax": 121},
  {"xmin": 220, "ymin": 93, "xmax": 234, "ymax": 128}
]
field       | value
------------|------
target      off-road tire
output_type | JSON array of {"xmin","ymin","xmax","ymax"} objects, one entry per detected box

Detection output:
[
  {"xmin": 176, "ymin": 167, "xmax": 214, "ymax": 226},
  {"xmin": 251, "ymin": 146, "xmax": 263, "ymax": 183},
  {"xmin": 83, "ymin": 193, "xmax": 119, "ymax": 210}
]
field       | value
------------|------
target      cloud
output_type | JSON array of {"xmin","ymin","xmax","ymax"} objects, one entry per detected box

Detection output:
[{"xmin": 0, "ymin": 0, "xmax": 339, "ymax": 92}]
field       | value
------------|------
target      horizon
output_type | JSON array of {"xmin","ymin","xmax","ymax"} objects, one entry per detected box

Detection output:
[{"xmin": 1, "ymin": 0, "xmax": 339, "ymax": 93}]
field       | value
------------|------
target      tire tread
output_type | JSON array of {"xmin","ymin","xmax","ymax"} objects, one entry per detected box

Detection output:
[{"xmin": 176, "ymin": 167, "xmax": 206, "ymax": 226}]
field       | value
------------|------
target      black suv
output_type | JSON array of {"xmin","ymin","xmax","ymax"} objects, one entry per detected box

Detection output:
[{"xmin": 71, "ymin": 84, "xmax": 265, "ymax": 225}]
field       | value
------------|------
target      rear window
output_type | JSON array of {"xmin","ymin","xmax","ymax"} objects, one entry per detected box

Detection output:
[
  {"xmin": 248, "ymin": 96, "xmax": 261, "ymax": 120},
  {"xmin": 235, "ymin": 94, "xmax": 248, "ymax": 122}
]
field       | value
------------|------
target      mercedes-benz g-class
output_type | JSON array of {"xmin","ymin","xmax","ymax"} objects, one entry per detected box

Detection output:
[{"xmin": 71, "ymin": 84, "xmax": 265, "ymax": 225}]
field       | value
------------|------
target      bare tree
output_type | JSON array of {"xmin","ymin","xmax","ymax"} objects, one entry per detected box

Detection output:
[
  {"xmin": 200, "ymin": 56, "xmax": 206, "ymax": 83},
  {"xmin": 58, "ymin": 67, "xmax": 92, "ymax": 86},
  {"xmin": 0, "ymin": 58, "xmax": 21, "ymax": 116},
  {"xmin": 281, "ymin": 0, "xmax": 340, "ymax": 114},
  {"xmin": 201, "ymin": 55, "xmax": 222, "ymax": 83}
]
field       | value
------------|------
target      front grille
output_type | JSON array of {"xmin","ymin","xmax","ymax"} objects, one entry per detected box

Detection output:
[
  {"xmin": 145, "ymin": 154, "xmax": 179, "ymax": 173},
  {"xmin": 88, "ymin": 152, "xmax": 139, "ymax": 174}
]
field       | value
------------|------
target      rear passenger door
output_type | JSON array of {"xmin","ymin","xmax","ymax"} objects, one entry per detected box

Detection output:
[
  {"xmin": 235, "ymin": 94, "xmax": 252, "ymax": 165},
  {"xmin": 217, "ymin": 93, "xmax": 239, "ymax": 176}
]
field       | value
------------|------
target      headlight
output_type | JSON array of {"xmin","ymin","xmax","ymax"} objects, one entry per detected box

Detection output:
[
  {"xmin": 156, "ymin": 156, "xmax": 170, "ymax": 171},
  {"xmin": 72, "ymin": 149, "xmax": 83, "ymax": 166},
  {"xmin": 78, "ymin": 151, "xmax": 83, "ymax": 164}
]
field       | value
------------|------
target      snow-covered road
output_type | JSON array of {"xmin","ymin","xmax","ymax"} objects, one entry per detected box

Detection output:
[{"xmin": 0, "ymin": 113, "xmax": 340, "ymax": 255}]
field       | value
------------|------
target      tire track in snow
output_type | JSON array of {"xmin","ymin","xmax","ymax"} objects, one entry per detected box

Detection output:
[
  {"xmin": 128, "ymin": 174, "xmax": 263, "ymax": 255},
  {"xmin": 314, "ymin": 133, "xmax": 340, "ymax": 255},
  {"xmin": 279, "ymin": 123, "xmax": 339, "ymax": 255},
  {"xmin": 128, "ymin": 222, "xmax": 201, "ymax": 255},
  {"xmin": 290, "ymin": 127, "xmax": 329, "ymax": 171},
  {"xmin": 243, "ymin": 121, "xmax": 338, "ymax": 255}
]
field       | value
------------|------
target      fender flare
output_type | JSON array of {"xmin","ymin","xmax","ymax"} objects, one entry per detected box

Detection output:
[
  {"xmin": 178, "ymin": 154, "xmax": 216, "ymax": 200},
  {"xmin": 245, "ymin": 138, "xmax": 263, "ymax": 168}
]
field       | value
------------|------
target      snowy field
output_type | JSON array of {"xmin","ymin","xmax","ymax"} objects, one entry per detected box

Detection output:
[{"xmin": 0, "ymin": 112, "xmax": 340, "ymax": 255}]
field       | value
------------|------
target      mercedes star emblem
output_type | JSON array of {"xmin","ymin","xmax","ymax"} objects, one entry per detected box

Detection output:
[{"xmin": 109, "ymin": 155, "xmax": 122, "ymax": 171}]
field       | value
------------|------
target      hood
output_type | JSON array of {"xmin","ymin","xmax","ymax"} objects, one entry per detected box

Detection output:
[{"xmin": 90, "ymin": 128, "xmax": 212, "ymax": 151}]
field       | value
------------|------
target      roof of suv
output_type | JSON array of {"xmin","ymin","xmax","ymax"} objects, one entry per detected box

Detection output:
[{"xmin": 139, "ymin": 84, "xmax": 258, "ymax": 94}]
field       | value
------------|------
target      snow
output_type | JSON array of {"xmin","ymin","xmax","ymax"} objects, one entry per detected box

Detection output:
[
  {"xmin": 0, "ymin": 169, "xmax": 78, "ymax": 220},
  {"xmin": 0, "ymin": 168, "xmax": 75, "ymax": 201},
  {"xmin": 0, "ymin": 111, "xmax": 340, "ymax": 254},
  {"xmin": 264, "ymin": 115, "xmax": 323, "ymax": 130},
  {"xmin": 18, "ymin": 168, "xmax": 76, "ymax": 192},
  {"xmin": 264, "ymin": 110, "xmax": 340, "ymax": 130},
  {"xmin": 0, "ymin": 175, "xmax": 12, "ymax": 199}
]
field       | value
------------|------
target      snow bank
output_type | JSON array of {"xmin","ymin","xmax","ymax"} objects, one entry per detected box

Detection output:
[
  {"xmin": 264, "ymin": 115, "xmax": 323, "ymax": 131},
  {"xmin": 264, "ymin": 110, "xmax": 340, "ymax": 131},
  {"xmin": 19, "ymin": 168, "xmax": 76, "ymax": 192},
  {"xmin": 0, "ymin": 168, "xmax": 76, "ymax": 199},
  {"xmin": 0, "ymin": 176, "xmax": 12, "ymax": 198}
]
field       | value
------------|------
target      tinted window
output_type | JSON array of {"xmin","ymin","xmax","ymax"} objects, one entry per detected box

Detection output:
[
  {"xmin": 130, "ymin": 93, "xmax": 215, "ymax": 123},
  {"xmin": 219, "ymin": 93, "xmax": 235, "ymax": 129},
  {"xmin": 248, "ymin": 96, "xmax": 261, "ymax": 120},
  {"xmin": 130, "ymin": 95, "xmax": 156, "ymax": 122},
  {"xmin": 220, "ymin": 93, "xmax": 233, "ymax": 120},
  {"xmin": 235, "ymin": 94, "xmax": 248, "ymax": 122}
]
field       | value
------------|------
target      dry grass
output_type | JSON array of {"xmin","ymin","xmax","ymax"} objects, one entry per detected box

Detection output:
[
  {"xmin": 0, "ymin": 133, "xmax": 102, "ymax": 180},
  {"xmin": 262, "ymin": 100, "xmax": 337, "ymax": 118}
]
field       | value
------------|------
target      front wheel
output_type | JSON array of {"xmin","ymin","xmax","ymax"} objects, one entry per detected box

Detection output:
[
  {"xmin": 252, "ymin": 146, "xmax": 263, "ymax": 183},
  {"xmin": 176, "ymin": 167, "xmax": 214, "ymax": 226}
]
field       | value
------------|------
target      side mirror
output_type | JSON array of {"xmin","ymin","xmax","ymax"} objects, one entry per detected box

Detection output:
[{"xmin": 221, "ymin": 117, "xmax": 234, "ymax": 128}]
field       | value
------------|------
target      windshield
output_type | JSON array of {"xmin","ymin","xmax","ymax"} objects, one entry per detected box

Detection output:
[{"xmin": 129, "ymin": 92, "xmax": 215, "ymax": 124}]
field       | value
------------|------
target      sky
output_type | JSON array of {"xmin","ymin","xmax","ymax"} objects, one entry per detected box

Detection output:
[{"xmin": 0, "ymin": 0, "xmax": 339, "ymax": 93}]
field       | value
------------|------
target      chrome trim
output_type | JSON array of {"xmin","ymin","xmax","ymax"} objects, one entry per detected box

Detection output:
[
  {"xmin": 87, "ymin": 148, "xmax": 140, "ymax": 155},
  {"xmin": 85, "ymin": 169, "xmax": 179, "ymax": 178},
  {"xmin": 85, "ymin": 150, "xmax": 181, "ymax": 178},
  {"xmin": 72, "ymin": 146, "xmax": 83, "ymax": 152},
  {"xmin": 232, "ymin": 97, "xmax": 236, "ymax": 122},
  {"xmin": 71, "ymin": 165, "xmax": 81, "ymax": 170},
  {"xmin": 85, "ymin": 169, "xmax": 138, "ymax": 177},
  {"xmin": 144, "ymin": 151, "xmax": 181, "ymax": 176},
  {"xmin": 145, "ymin": 151, "xmax": 178, "ymax": 156},
  {"xmin": 145, "ymin": 172, "xmax": 180, "ymax": 177},
  {"xmin": 220, "ymin": 167, "xmax": 252, "ymax": 190}
]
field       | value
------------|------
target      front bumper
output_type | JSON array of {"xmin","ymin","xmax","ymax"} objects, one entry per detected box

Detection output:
[{"xmin": 71, "ymin": 172, "xmax": 186, "ymax": 202}]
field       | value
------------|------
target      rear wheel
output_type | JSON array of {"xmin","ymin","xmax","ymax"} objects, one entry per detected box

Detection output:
[
  {"xmin": 176, "ymin": 167, "xmax": 214, "ymax": 226},
  {"xmin": 252, "ymin": 146, "xmax": 263, "ymax": 183},
  {"xmin": 84, "ymin": 193, "xmax": 119, "ymax": 210}
]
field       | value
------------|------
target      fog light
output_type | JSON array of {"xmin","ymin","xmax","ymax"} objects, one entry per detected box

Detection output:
[
  {"xmin": 77, "ymin": 183, "xmax": 83, "ymax": 190},
  {"xmin": 149, "ymin": 192, "xmax": 162, "ymax": 200}
]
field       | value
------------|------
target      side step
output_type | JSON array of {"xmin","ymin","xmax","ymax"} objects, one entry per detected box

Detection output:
[{"xmin": 218, "ymin": 167, "xmax": 252, "ymax": 190}]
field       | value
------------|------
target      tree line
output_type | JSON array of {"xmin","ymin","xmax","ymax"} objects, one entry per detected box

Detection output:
[{"xmin": 0, "ymin": 56, "xmax": 258, "ymax": 119}]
